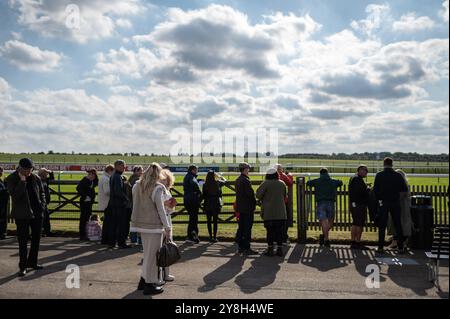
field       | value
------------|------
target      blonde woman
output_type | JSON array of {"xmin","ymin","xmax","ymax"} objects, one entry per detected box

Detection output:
[
  {"xmin": 388, "ymin": 169, "xmax": 413, "ymax": 249},
  {"xmin": 131, "ymin": 163, "xmax": 171, "ymax": 295},
  {"xmin": 159, "ymin": 168, "xmax": 177, "ymax": 282}
]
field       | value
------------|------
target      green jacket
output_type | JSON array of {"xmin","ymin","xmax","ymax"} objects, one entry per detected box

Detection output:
[
  {"xmin": 307, "ymin": 173, "xmax": 343, "ymax": 203},
  {"xmin": 256, "ymin": 179, "xmax": 287, "ymax": 221}
]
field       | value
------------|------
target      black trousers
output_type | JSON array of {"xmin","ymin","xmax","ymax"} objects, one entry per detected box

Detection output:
[
  {"xmin": 378, "ymin": 201, "xmax": 404, "ymax": 249},
  {"xmin": 206, "ymin": 208, "xmax": 220, "ymax": 239},
  {"xmin": 185, "ymin": 203, "xmax": 200, "ymax": 239},
  {"xmin": 0, "ymin": 204, "xmax": 7, "ymax": 237},
  {"xmin": 79, "ymin": 201, "xmax": 93, "ymax": 240},
  {"xmin": 265, "ymin": 220, "xmax": 285, "ymax": 246},
  {"xmin": 42, "ymin": 207, "xmax": 51, "ymax": 235},
  {"xmin": 101, "ymin": 208, "xmax": 111, "ymax": 245},
  {"xmin": 15, "ymin": 218, "xmax": 42, "ymax": 270},
  {"xmin": 107, "ymin": 206, "xmax": 129, "ymax": 247},
  {"xmin": 238, "ymin": 213, "xmax": 254, "ymax": 250}
]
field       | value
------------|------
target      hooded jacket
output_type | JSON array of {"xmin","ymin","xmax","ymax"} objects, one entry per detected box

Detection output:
[
  {"xmin": 307, "ymin": 173, "xmax": 343, "ymax": 203},
  {"xmin": 256, "ymin": 179, "xmax": 287, "ymax": 221}
]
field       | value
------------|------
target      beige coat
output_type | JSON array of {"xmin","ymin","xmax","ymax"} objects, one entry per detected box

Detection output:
[
  {"xmin": 130, "ymin": 181, "xmax": 170, "ymax": 233},
  {"xmin": 388, "ymin": 190, "xmax": 413, "ymax": 237}
]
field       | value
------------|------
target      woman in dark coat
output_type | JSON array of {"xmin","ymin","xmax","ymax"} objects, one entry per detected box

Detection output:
[{"xmin": 202, "ymin": 171, "xmax": 226, "ymax": 243}]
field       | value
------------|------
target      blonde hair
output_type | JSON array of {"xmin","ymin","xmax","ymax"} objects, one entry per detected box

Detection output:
[
  {"xmin": 396, "ymin": 169, "xmax": 409, "ymax": 185},
  {"xmin": 160, "ymin": 169, "xmax": 175, "ymax": 189},
  {"xmin": 38, "ymin": 168, "xmax": 51, "ymax": 179},
  {"xmin": 139, "ymin": 163, "xmax": 162, "ymax": 195}
]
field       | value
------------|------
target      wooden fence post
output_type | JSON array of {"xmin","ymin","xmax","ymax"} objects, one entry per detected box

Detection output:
[{"xmin": 296, "ymin": 177, "xmax": 307, "ymax": 243}]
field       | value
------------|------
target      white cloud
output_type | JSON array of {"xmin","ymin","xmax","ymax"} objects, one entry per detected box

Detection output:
[
  {"xmin": 351, "ymin": 4, "xmax": 391, "ymax": 38},
  {"xmin": 392, "ymin": 13, "xmax": 435, "ymax": 32},
  {"xmin": 0, "ymin": 40, "xmax": 63, "ymax": 72},
  {"xmin": 8, "ymin": 0, "xmax": 144, "ymax": 44},
  {"xmin": 116, "ymin": 18, "xmax": 133, "ymax": 29},
  {"xmin": 133, "ymin": 5, "xmax": 321, "ymax": 80},
  {"xmin": 440, "ymin": 0, "xmax": 449, "ymax": 22}
]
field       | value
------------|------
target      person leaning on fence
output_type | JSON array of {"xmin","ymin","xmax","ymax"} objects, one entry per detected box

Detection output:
[
  {"xmin": 202, "ymin": 170, "xmax": 227, "ymax": 243},
  {"xmin": 76, "ymin": 168, "xmax": 98, "ymax": 241},
  {"xmin": 256, "ymin": 168, "xmax": 288, "ymax": 257},
  {"xmin": 275, "ymin": 164, "xmax": 294, "ymax": 246},
  {"xmin": 0, "ymin": 166, "xmax": 9, "ymax": 240},
  {"xmin": 128, "ymin": 165, "xmax": 143, "ymax": 245},
  {"xmin": 373, "ymin": 157, "xmax": 408, "ymax": 254},
  {"xmin": 306, "ymin": 168, "xmax": 343, "ymax": 248},
  {"xmin": 387, "ymin": 169, "xmax": 413, "ymax": 249},
  {"xmin": 235, "ymin": 162, "xmax": 259, "ymax": 256},
  {"xmin": 98, "ymin": 164, "xmax": 114, "ymax": 245},
  {"xmin": 37, "ymin": 168, "xmax": 55, "ymax": 237},
  {"xmin": 159, "ymin": 166, "xmax": 177, "ymax": 282},
  {"xmin": 183, "ymin": 165, "xmax": 202, "ymax": 244},
  {"xmin": 131, "ymin": 163, "xmax": 172, "ymax": 295},
  {"xmin": 108, "ymin": 160, "xmax": 131, "ymax": 249},
  {"xmin": 348, "ymin": 165, "xmax": 371, "ymax": 250},
  {"xmin": 86, "ymin": 214, "xmax": 102, "ymax": 242},
  {"xmin": 6, "ymin": 158, "xmax": 46, "ymax": 277}
]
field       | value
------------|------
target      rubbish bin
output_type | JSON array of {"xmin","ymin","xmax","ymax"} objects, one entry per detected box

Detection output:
[{"xmin": 410, "ymin": 195, "xmax": 434, "ymax": 250}]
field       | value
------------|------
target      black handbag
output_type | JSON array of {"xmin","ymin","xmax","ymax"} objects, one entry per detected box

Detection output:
[{"xmin": 157, "ymin": 237, "xmax": 181, "ymax": 268}]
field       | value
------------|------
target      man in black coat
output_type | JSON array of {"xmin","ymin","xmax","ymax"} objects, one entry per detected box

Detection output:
[
  {"xmin": 76, "ymin": 169, "xmax": 98, "ymax": 241},
  {"xmin": 374, "ymin": 157, "xmax": 408, "ymax": 254},
  {"xmin": 0, "ymin": 166, "xmax": 9, "ymax": 240},
  {"xmin": 107, "ymin": 160, "xmax": 131, "ymax": 249},
  {"xmin": 235, "ymin": 162, "xmax": 258, "ymax": 256},
  {"xmin": 183, "ymin": 165, "xmax": 202, "ymax": 243},
  {"xmin": 349, "ymin": 165, "xmax": 371, "ymax": 249},
  {"xmin": 6, "ymin": 159, "xmax": 46, "ymax": 277}
]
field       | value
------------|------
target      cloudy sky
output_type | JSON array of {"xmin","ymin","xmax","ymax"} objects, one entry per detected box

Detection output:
[{"xmin": 0, "ymin": 0, "xmax": 448, "ymax": 155}]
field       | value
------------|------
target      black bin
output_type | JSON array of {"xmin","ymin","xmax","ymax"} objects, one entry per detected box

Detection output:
[{"xmin": 410, "ymin": 195, "xmax": 434, "ymax": 250}]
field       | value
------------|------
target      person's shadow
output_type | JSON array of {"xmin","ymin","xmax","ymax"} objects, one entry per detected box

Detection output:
[
  {"xmin": 198, "ymin": 254, "xmax": 245, "ymax": 293},
  {"xmin": 300, "ymin": 246, "xmax": 347, "ymax": 272},
  {"xmin": 234, "ymin": 255, "xmax": 282, "ymax": 294},
  {"xmin": 7, "ymin": 242, "xmax": 138, "ymax": 283}
]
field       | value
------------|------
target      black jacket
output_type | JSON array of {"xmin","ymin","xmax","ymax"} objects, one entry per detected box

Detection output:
[
  {"xmin": 0, "ymin": 178, "xmax": 9, "ymax": 213},
  {"xmin": 77, "ymin": 177, "xmax": 98, "ymax": 204},
  {"xmin": 202, "ymin": 181, "xmax": 225, "ymax": 212},
  {"xmin": 183, "ymin": 172, "xmax": 202, "ymax": 206},
  {"xmin": 349, "ymin": 175, "xmax": 370, "ymax": 206},
  {"xmin": 109, "ymin": 171, "xmax": 129, "ymax": 208},
  {"xmin": 5, "ymin": 171, "xmax": 46, "ymax": 220},
  {"xmin": 235, "ymin": 174, "xmax": 256, "ymax": 214},
  {"xmin": 374, "ymin": 168, "xmax": 408, "ymax": 203}
]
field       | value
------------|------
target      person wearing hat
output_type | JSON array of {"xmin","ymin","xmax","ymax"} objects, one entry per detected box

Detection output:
[
  {"xmin": 235, "ymin": 162, "xmax": 258, "ymax": 255},
  {"xmin": 76, "ymin": 168, "xmax": 99, "ymax": 241},
  {"xmin": 256, "ymin": 168, "xmax": 287, "ymax": 257},
  {"xmin": 348, "ymin": 165, "xmax": 371, "ymax": 249},
  {"xmin": 0, "ymin": 166, "xmax": 9, "ymax": 240},
  {"xmin": 107, "ymin": 160, "xmax": 131, "ymax": 249},
  {"xmin": 183, "ymin": 165, "xmax": 202, "ymax": 243},
  {"xmin": 37, "ymin": 168, "xmax": 55, "ymax": 237},
  {"xmin": 5, "ymin": 158, "xmax": 46, "ymax": 276},
  {"xmin": 275, "ymin": 164, "xmax": 294, "ymax": 245}
]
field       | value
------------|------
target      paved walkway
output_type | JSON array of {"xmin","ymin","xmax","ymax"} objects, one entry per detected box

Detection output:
[{"xmin": 0, "ymin": 237, "xmax": 448, "ymax": 299}]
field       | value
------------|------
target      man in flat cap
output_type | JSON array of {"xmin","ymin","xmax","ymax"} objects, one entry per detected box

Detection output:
[{"xmin": 6, "ymin": 158, "xmax": 46, "ymax": 277}]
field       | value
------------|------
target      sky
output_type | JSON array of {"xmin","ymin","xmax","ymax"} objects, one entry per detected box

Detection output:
[{"xmin": 0, "ymin": 0, "xmax": 448, "ymax": 156}]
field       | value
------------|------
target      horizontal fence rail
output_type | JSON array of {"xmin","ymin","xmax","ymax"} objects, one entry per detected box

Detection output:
[{"xmin": 6, "ymin": 179, "xmax": 449, "ymax": 238}]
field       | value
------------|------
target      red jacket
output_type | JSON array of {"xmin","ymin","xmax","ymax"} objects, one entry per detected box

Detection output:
[{"xmin": 278, "ymin": 172, "xmax": 294, "ymax": 189}]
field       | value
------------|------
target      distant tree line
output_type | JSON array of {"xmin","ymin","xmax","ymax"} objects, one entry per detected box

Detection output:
[{"xmin": 279, "ymin": 152, "xmax": 449, "ymax": 162}]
